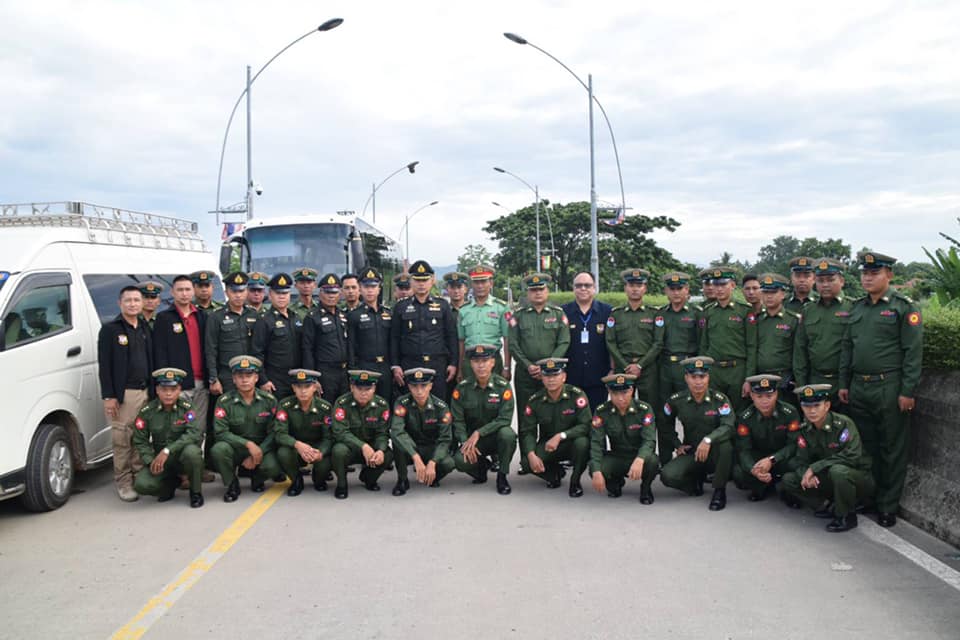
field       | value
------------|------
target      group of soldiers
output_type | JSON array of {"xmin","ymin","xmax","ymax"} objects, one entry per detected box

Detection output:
[{"xmin": 97, "ymin": 251, "xmax": 922, "ymax": 534}]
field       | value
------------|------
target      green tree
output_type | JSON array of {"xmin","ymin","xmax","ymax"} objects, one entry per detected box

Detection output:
[
  {"xmin": 923, "ymin": 218, "xmax": 960, "ymax": 307},
  {"xmin": 457, "ymin": 244, "xmax": 495, "ymax": 272}
]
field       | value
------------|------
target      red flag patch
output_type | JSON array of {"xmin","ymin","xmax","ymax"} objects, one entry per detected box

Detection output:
[
  {"xmin": 394, "ymin": 404, "xmax": 407, "ymax": 417},
  {"xmin": 591, "ymin": 415, "xmax": 604, "ymax": 428},
  {"xmin": 737, "ymin": 424, "xmax": 750, "ymax": 436},
  {"xmin": 524, "ymin": 405, "xmax": 533, "ymax": 416},
  {"xmin": 908, "ymin": 311, "xmax": 921, "ymax": 326},
  {"xmin": 134, "ymin": 417, "xmax": 145, "ymax": 430},
  {"xmin": 797, "ymin": 436, "xmax": 807, "ymax": 449},
  {"xmin": 788, "ymin": 420, "xmax": 800, "ymax": 432},
  {"xmin": 214, "ymin": 407, "xmax": 227, "ymax": 419},
  {"xmin": 382, "ymin": 409, "xmax": 390, "ymax": 422},
  {"xmin": 334, "ymin": 407, "xmax": 346, "ymax": 421},
  {"xmin": 276, "ymin": 410, "xmax": 288, "ymax": 422},
  {"xmin": 575, "ymin": 396, "xmax": 587, "ymax": 409}
]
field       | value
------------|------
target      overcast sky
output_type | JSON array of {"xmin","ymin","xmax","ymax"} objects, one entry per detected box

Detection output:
[{"xmin": 2, "ymin": 1, "xmax": 958, "ymax": 269}]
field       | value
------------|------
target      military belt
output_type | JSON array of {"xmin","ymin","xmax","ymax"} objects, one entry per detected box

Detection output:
[
  {"xmin": 664, "ymin": 353, "xmax": 692, "ymax": 363},
  {"xmin": 318, "ymin": 362, "xmax": 347, "ymax": 369},
  {"xmin": 853, "ymin": 370, "xmax": 899, "ymax": 383},
  {"xmin": 715, "ymin": 360, "xmax": 738, "ymax": 368},
  {"xmin": 375, "ymin": 356, "xmax": 385, "ymax": 363},
  {"xmin": 815, "ymin": 371, "xmax": 837, "ymax": 378}
]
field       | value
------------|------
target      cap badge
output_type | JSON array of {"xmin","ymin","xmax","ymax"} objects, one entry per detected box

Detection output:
[
  {"xmin": 804, "ymin": 387, "xmax": 814, "ymax": 397},
  {"xmin": 165, "ymin": 371, "xmax": 175, "ymax": 379},
  {"xmin": 760, "ymin": 378, "xmax": 770, "ymax": 388},
  {"xmin": 278, "ymin": 276, "xmax": 288, "ymax": 286},
  {"xmin": 713, "ymin": 270, "xmax": 722, "ymax": 278},
  {"xmin": 240, "ymin": 359, "xmax": 250, "ymax": 368},
  {"xmin": 671, "ymin": 275, "xmax": 679, "ymax": 282},
  {"xmin": 546, "ymin": 360, "xmax": 555, "ymax": 368},
  {"xmin": 616, "ymin": 375, "xmax": 625, "ymax": 385},
  {"xmin": 695, "ymin": 359, "xmax": 703, "ymax": 368},
  {"xmin": 819, "ymin": 261, "xmax": 828, "ymax": 270},
  {"xmin": 798, "ymin": 258, "xmax": 808, "ymax": 266},
  {"xmin": 417, "ymin": 264, "xmax": 426, "ymax": 273},
  {"xmin": 360, "ymin": 372, "xmax": 369, "ymax": 381},
  {"xmin": 297, "ymin": 371, "xmax": 306, "ymax": 380},
  {"xmin": 865, "ymin": 254, "xmax": 875, "ymax": 263},
  {"xmin": 200, "ymin": 273, "xmax": 208, "ymax": 280},
  {"xmin": 532, "ymin": 276, "xmax": 540, "ymax": 283},
  {"xmin": 415, "ymin": 370, "xmax": 423, "ymax": 379},
  {"xmin": 234, "ymin": 275, "xmax": 243, "ymax": 284}
]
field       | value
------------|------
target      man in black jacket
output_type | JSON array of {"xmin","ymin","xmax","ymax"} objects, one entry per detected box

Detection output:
[{"xmin": 97, "ymin": 285, "xmax": 152, "ymax": 502}]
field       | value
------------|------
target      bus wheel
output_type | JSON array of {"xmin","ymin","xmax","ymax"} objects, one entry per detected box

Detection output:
[{"xmin": 21, "ymin": 424, "xmax": 74, "ymax": 512}]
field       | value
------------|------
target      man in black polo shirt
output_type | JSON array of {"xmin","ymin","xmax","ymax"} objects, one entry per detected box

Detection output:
[{"xmin": 97, "ymin": 285, "xmax": 153, "ymax": 502}]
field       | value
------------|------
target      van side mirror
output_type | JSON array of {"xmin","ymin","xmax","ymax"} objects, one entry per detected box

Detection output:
[{"xmin": 219, "ymin": 243, "xmax": 236, "ymax": 275}]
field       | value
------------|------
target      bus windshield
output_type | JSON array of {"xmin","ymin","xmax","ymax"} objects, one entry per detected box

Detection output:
[{"xmin": 246, "ymin": 223, "xmax": 352, "ymax": 275}]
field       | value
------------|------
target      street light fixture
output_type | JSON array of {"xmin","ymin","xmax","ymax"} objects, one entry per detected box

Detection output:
[
  {"xmin": 492, "ymin": 167, "xmax": 555, "ymax": 273},
  {"xmin": 211, "ymin": 18, "xmax": 344, "ymax": 224},
  {"xmin": 398, "ymin": 200, "xmax": 439, "ymax": 266},
  {"xmin": 361, "ymin": 161, "xmax": 420, "ymax": 224},
  {"xmin": 503, "ymin": 31, "xmax": 626, "ymax": 289}
]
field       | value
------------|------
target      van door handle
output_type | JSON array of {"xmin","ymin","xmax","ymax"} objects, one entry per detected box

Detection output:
[{"xmin": 66, "ymin": 346, "xmax": 81, "ymax": 357}]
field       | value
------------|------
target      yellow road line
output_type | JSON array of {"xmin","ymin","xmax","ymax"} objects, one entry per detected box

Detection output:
[{"xmin": 110, "ymin": 482, "xmax": 286, "ymax": 639}]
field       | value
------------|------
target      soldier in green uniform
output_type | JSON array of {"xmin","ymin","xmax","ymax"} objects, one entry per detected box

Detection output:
[
  {"xmin": 452, "ymin": 344, "xmax": 517, "ymax": 495},
  {"xmin": 741, "ymin": 274, "xmax": 763, "ymax": 315},
  {"xmin": 138, "ymin": 281, "xmax": 164, "ymax": 331},
  {"xmin": 206, "ymin": 272, "xmax": 259, "ymax": 395},
  {"xmin": 518, "ymin": 358, "xmax": 591, "ymax": 497},
  {"xmin": 389, "ymin": 368, "xmax": 455, "ymax": 496},
  {"xmin": 252, "ymin": 273, "xmax": 303, "ymax": 402},
  {"xmin": 589, "ymin": 373, "xmax": 660, "ymax": 504},
  {"xmin": 246, "ymin": 272, "xmax": 270, "ymax": 316},
  {"xmin": 781, "ymin": 384, "xmax": 874, "ymax": 532},
  {"xmin": 508, "ymin": 273, "xmax": 570, "ymax": 419},
  {"xmin": 330, "ymin": 370, "xmax": 394, "ymax": 499},
  {"xmin": 458, "ymin": 264, "xmax": 511, "ymax": 379},
  {"xmin": 275, "ymin": 369, "xmax": 333, "ymax": 496},
  {"xmin": 785, "ymin": 257, "xmax": 819, "ymax": 313},
  {"xmin": 732, "ymin": 374, "xmax": 801, "ymax": 501},
  {"xmin": 393, "ymin": 272, "xmax": 412, "ymax": 302},
  {"xmin": 606, "ymin": 268, "xmax": 663, "ymax": 408},
  {"xmin": 210, "ymin": 356, "xmax": 283, "ymax": 502},
  {"xmin": 191, "ymin": 270, "xmax": 223, "ymax": 314},
  {"xmin": 754, "ymin": 273, "xmax": 800, "ymax": 394},
  {"xmin": 698, "ymin": 268, "xmax": 717, "ymax": 304},
  {"xmin": 349, "ymin": 267, "xmax": 394, "ymax": 403},
  {"xmin": 698, "ymin": 266, "xmax": 757, "ymax": 412},
  {"xmin": 660, "ymin": 356, "xmax": 735, "ymax": 510},
  {"xmin": 443, "ymin": 271, "xmax": 470, "ymax": 314},
  {"xmin": 291, "ymin": 267, "xmax": 319, "ymax": 321},
  {"xmin": 839, "ymin": 251, "xmax": 922, "ymax": 528},
  {"xmin": 793, "ymin": 258, "xmax": 851, "ymax": 390},
  {"xmin": 656, "ymin": 272, "xmax": 700, "ymax": 464},
  {"xmin": 132, "ymin": 367, "xmax": 204, "ymax": 507}
]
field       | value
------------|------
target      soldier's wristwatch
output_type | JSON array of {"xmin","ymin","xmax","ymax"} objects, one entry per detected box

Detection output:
[
  {"xmin": 162, "ymin": 447, "xmax": 171, "ymax": 455},
  {"xmin": 702, "ymin": 437, "xmax": 712, "ymax": 445},
  {"xmin": 559, "ymin": 432, "xmax": 568, "ymax": 440}
]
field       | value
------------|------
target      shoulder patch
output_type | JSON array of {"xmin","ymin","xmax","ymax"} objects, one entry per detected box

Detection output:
[
  {"xmin": 276, "ymin": 410, "xmax": 288, "ymax": 422},
  {"xmin": 788, "ymin": 420, "xmax": 801, "ymax": 432},
  {"xmin": 134, "ymin": 417, "xmax": 146, "ymax": 430},
  {"xmin": 737, "ymin": 424, "xmax": 750, "ymax": 437},
  {"xmin": 502, "ymin": 389, "xmax": 512, "ymax": 401},
  {"xmin": 381, "ymin": 409, "xmax": 390, "ymax": 422},
  {"xmin": 334, "ymin": 407, "xmax": 346, "ymax": 421},
  {"xmin": 394, "ymin": 404, "xmax": 407, "ymax": 418},
  {"xmin": 452, "ymin": 389, "xmax": 460, "ymax": 400},
  {"xmin": 642, "ymin": 412, "xmax": 654, "ymax": 426},
  {"xmin": 214, "ymin": 407, "xmax": 227, "ymax": 419},
  {"xmin": 663, "ymin": 402, "xmax": 672, "ymax": 417},
  {"xmin": 524, "ymin": 405, "xmax": 533, "ymax": 416},
  {"xmin": 591, "ymin": 415, "xmax": 604, "ymax": 428},
  {"xmin": 718, "ymin": 403, "xmax": 732, "ymax": 416},
  {"xmin": 907, "ymin": 311, "xmax": 921, "ymax": 326},
  {"xmin": 606, "ymin": 316, "xmax": 616, "ymax": 328},
  {"xmin": 839, "ymin": 427, "xmax": 850, "ymax": 443},
  {"xmin": 575, "ymin": 396, "xmax": 587, "ymax": 409}
]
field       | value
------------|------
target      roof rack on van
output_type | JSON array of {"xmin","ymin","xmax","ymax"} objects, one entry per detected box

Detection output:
[{"xmin": 0, "ymin": 201, "xmax": 208, "ymax": 252}]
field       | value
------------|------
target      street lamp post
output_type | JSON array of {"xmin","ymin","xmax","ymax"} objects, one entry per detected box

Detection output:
[
  {"xmin": 503, "ymin": 32, "xmax": 625, "ymax": 289},
  {"xmin": 361, "ymin": 161, "xmax": 420, "ymax": 224},
  {"xmin": 398, "ymin": 200, "xmax": 439, "ymax": 267},
  {"xmin": 212, "ymin": 18, "xmax": 344, "ymax": 223},
  {"xmin": 492, "ymin": 168, "xmax": 556, "ymax": 273}
]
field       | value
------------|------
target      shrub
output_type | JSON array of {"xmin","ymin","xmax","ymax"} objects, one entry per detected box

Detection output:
[
  {"xmin": 549, "ymin": 291, "xmax": 669, "ymax": 308},
  {"xmin": 922, "ymin": 304, "xmax": 960, "ymax": 371}
]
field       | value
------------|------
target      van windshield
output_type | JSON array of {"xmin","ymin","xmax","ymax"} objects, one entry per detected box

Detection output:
[{"xmin": 0, "ymin": 271, "xmax": 9, "ymax": 292}]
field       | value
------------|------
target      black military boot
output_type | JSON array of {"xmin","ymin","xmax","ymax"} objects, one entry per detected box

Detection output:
[
  {"xmin": 223, "ymin": 478, "xmax": 241, "ymax": 503},
  {"xmin": 708, "ymin": 488, "xmax": 727, "ymax": 511},
  {"xmin": 496, "ymin": 472, "xmax": 511, "ymax": 495},
  {"xmin": 158, "ymin": 479, "xmax": 177, "ymax": 502},
  {"xmin": 546, "ymin": 466, "xmax": 562, "ymax": 489},
  {"xmin": 189, "ymin": 492, "xmax": 204, "ymax": 508},
  {"xmin": 639, "ymin": 484, "xmax": 655, "ymax": 505},
  {"xmin": 287, "ymin": 473, "xmax": 304, "ymax": 497},
  {"xmin": 693, "ymin": 476, "xmax": 705, "ymax": 497},
  {"xmin": 827, "ymin": 513, "xmax": 858, "ymax": 532},
  {"xmin": 815, "ymin": 500, "xmax": 835, "ymax": 518},
  {"xmin": 607, "ymin": 480, "xmax": 623, "ymax": 498},
  {"xmin": 568, "ymin": 476, "xmax": 583, "ymax": 498},
  {"xmin": 334, "ymin": 484, "xmax": 348, "ymax": 499},
  {"xmin": 472, "ymin": 458, "xmax": 489, "ymax": 484},
  {"xmin": 392, "ymin": 477, "xmax": 409, "ymax": 496},
  {"xmin": 251, "ymin": 475, "xmax": 266, "ymax": 493}
]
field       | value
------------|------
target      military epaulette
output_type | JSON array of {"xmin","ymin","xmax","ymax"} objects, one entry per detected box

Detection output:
[
  {"xmin": 491, "ymin": 296, "xmax": 506, "ymax": 306},
  {"xmin": 779, "ymin": 402, "xmax": 796, "ymax": 415},
  {"xmin": 334, "ymin": 393, "xmax": 353, "ymax": 406},
  {"xmin": 373, "ymin": 397, "xmax": 388, "ymax": 408},
  {"xmin": 714, "ymin": 391, "xmax": 728, "ymax": 402},
  {"xmin": 891, "ymin": 291, "xmax": 914, "ymax": 303},
  {"xmin": 492, "ymin": 375, "xmax": 508, "ymax": 388},
  {"xmin": 634, "ymin": 399, "xmax": 653, "ymax": 412},
  {"xmin": 612, "ymin": 305, "xmax": 629, "ymax": 312},
  {"xmin": 455, "ymin": 379, "xmax": 470, "ymax": 390},
  {"xmin": 702, "ymin": 301, "xmax": 718, "ymax": 310},
  {"xmin": 739, "ymin": 406, "xmax": 754, "ymax": 420},
  {"xmin": 529, "ymin": 389, "xmax": 546, "ymax": 404},
  {"xmin": 280, "ymin": 397, "xmax": 295, "ymax": 409},
  {"xmin": 784, "ymin": 308, "xmax": 801, "ymax": 319},
  {"xmin": 178, "ymin": 399, "xmax": 193, "ymax": 410},
  {"xmin": 596, "ymin": 401, "xmax": 613, "ymax": 414},
  {"xmin": 255, "ymin": 389, "xmax": 276, "ymax": 402},
  {"xmin": 433, "ymin": 397, "xmax": 450, "ymax": 411},
  {"xmin": 397, "ymin": 395, "xmax": 411, "ymax": 406},
  {"xmin": 668, "ymin": 390, "xmax": 686, "ymax": 403},
  {"xmin": 568, "ymin": 384, "xmax": 585, "ymax": 396}
]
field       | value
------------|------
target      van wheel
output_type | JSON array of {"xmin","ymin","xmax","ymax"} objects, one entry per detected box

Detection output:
[{"xmin": 21, "ymin": 424, "xmax": 74, "ymax": 512}]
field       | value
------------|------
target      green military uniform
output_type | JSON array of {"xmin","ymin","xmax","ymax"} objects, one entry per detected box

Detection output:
[
  {"xmin": 330, "ymin": 370, "xmax": 394, "ymax": 497},
  {"xmin": 451, "ymin": 346, "xmax": 517, "ymax": 490},
  {"xmin": 590, "ymin": 374, "xmax": 661, "ymax": 502},
  {"xmin": 508, "ymin": 273, "xmax": 570, "ymax": 418},
  {"xmin": 660, "ymin": 357, "xmax": 734, "ymax": 509},
  {"xmin": 291, "ymin": 267, "xmax": 319, "ymax": 321},
  {"xmin": 605, "ymin": 269, "xmax": 663, "ymax": 406},
  {"xmin": 246, "ymin": 272, "xmax": 271, "ymax": 317},
  {"xmin": 138, "ymin": 281, "xmax": 164, "ymax": 332},
  {"xmin": 785, "ymin": 257, "xmax": 819, "ymax": 314},
  {"xmin": 210, "ymin": 356, "xmax": 282, "ymax": 499},
  {"xmin": 754, "ymin": 274, "xmax": 800, "ymax": 388},
  {"xmin": 732, "ymin": 378, "xmax": 801, "ymax": 496},
  {"xmin": 205, "ymin": 272, "xmax": 260, "ymax": 393},
  {"xmin": 698, "ymin": 267, "xmax": 757, "ymax": 412},
  {"xmin": 839, "ymin": 252, "xmax": 922, "ymax": 519},
  {"xmin": 390, "ymin": 369, "xmax": 455, "ymax": 494},
  {"xmin": 518, "ymin": 359, "xmax": 591, "ymax": 495},
  {"xmin": 275, "ymin": 372, "xmax": 333, "ymax": 495},
  {"xmin": 132, "ymin": 368, "xmax": 204, "ymax": 506},
  {"xmin": 793, "ymin": 259, "xmax": 852, "ymax": 388},
  {"xmin": 458, "ymin": 266, "xmax": 510, "ymax": 377},
  {"xmin": 191, "ymin": 270, "xmax": 223, "ymax": 314},
  {"xmin": 781, "ymin": 386, "xmax": 874, "ymax": 531}
]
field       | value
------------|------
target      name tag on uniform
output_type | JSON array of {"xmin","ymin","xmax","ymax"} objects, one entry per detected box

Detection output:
[{"xmin": 581, "ymin": 328, "xmax": 589, "ymax": 344}]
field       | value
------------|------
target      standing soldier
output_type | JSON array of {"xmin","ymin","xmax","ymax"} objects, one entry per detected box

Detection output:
[
  {"xmin": 252, "ymin": 273, "xmax": 303, "ymax": 402},
  {"xmin": 302, "ymin": 273, "xmax": 350, "ymax": 402},
  {"xmin": 191, "ymin": 270, "xmax": 223, "ymax": 314},
  {"xmin": 98, "ymin": 285, "xmax": 152, "ymax": 501},
  {"xmin": 206, "ymin": 272, "xmax": 259, "ymax": 396},
  {"xmin": 785, "ymin": 256, "xmax": 819, "ymax": 313},
  {"xmin": 458, "ymin": 264, "xmax": 511, "ymax": 380},
  {"xmin": 452, "ymin": 345, "xmax": 517, "ymax": 495},
  {"xmin": 660, "ymin": 357, "xmax": 735, "ymax": 511},
  {"xmin": 245, "ymin": 272, "xmax": 270, "ymax": 316},
  {"xmin": 389, "ymin": 368, "xmax": 455, "ymax": 496},
  {"xmin": 339, "ymin": 273, "xmax": 361, "ymax": 313},
  {"xmin": 330, "ymin": 370, "xmax": 394, "ymax": 499},
  {"xmin": 132, "ymin": 368, "xmax": 204, "ymax": 508},
  {"xmin": 732, "ymin": 374, "xmax": 800, "ymax": 501},
  {"xmin": 754, "ymin": 273, "xmax": 800, "ymax": 394},
  {"xmin": 390, "ymin": 260, "xmax": 459, "ymax": 401},
  {"xmin": 741, "ymin": 274, "xmax": 763, "ymax": 315},
  {"xmin": 793, "ymin": 258, "xmax": 852, "ymax": 390},
  {"xmin": 589, "ymin": 373, "xmax": 660, "ymax": 504},
  {"xmin": 275, "ymin": 369, "xmax": 333, "ymax": 496},
  {"xmin": 210, "ymin": 356, "xmax": 284, "ymax": 502},
  {"xmin": 519, "ymin": 358, "xmax": 592, "ymax": 498},
  {"xmin": 348, "ymin": 267, "xmax": 393, "ymax": 403},
  {"xmin": 562, "ymin": 271, "xmax": 612, "ymax": 411},
  {"xmin": 698, "ymin": 268, "xmax": 717, "ymax": 305},
  {"xmin": 443, "ymin": 271, "xmax": 470, "ymax": 314},
  {"xmin": 606, "ymin": 268, "xmax": 662, "ymax": 406},
  {"xmin": 781, "ymin": 384, "xmax": 874, "ymax": 532},
  {"xmin": 393, "ymin": 273, "xmax": 412, "ymax": 301},
  {"xmin": 508, "ymin": 273, "xmax": 570, "ymax": 417},
  {"xmin": 839, "ymin": 251, "xmax": 922, "ymax": 528},
  {"xmin": 138, "ymin": 281, "xmax": 164, "ymax": 331},
  {"xmin": 698, "ymin": 266, "xmax": 757, "ymax": 412},
  {"xmin": 291, "ymin": 267, "xmax": 319, "ymax": 321},
  {"xmin": 656, "ymin": 272, "xmax": 700, "ymax": 464}
]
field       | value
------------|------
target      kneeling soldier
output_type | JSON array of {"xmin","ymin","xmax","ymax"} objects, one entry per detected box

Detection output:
[
  {"xmin": 132, "ymin": 368, "xmax": 204, "ymax": 507},
  {"xmin": 589, "ymin": 373, "xmax": 661, "ymax": 504},
  {"xmin": 733, "ymin": 374, "xmax": 801, "ymax": 501},
  {"xmin": 210, "ymin": 355, "xmax": 283, "ymax": 502},
  {"xmin": 519, "ymin": 358, "xmax": 591, "ymax": 497},
  {"xmin": 330, "ymin": 370, "xmax": 394, "ymax": 499},
  {"xmin": 276, "ymin": 369, "xmax": 333, "ymax": 496},
  {"xmin": 452, "ymin": 344, "xmax": 517, "ymax": 495},
  {"xmin": 660, "ymin": 356, "xmax": 735, "ymax": 511},
  {"xmin": 390, "ymin": 368, "xmax": 455, "ymax": 496},
  {"xmin": 780, "ymin": 384, "xmax": 875, "ymax": 532}
]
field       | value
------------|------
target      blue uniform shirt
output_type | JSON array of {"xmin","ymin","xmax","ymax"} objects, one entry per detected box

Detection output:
[{"xmin": 562, "ymin": 299, "xmax": 613, "ymax": 409}]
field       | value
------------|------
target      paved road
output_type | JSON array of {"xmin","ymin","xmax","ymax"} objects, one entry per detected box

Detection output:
[{"xmin": 1, "ymin": 461, "xmax": 958, "ymax": 639}]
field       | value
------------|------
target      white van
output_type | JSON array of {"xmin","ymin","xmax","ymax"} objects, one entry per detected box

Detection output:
[{"xmin": 0, "ymin": 202, "xmax": 220, "ymax": 511}]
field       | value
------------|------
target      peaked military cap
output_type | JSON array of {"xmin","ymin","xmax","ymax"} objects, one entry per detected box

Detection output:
[
  {"xmin": 223, "ymin": 271, "xmax": 249, "ymax": 290},
  {"xmin": 293, "ymin": 267, "xmax": 318, "ymax": 282},
  {"xmin": 746, "ymin": 374, "xmax": 782, "ymax": 393},
  {"xmin": 536, "ymin": 357, "xmax": 568, "ymax": 375},
  {"xmin": 443, "ymin": 272, "xmax": 470, "ymax": 287},
  {"xmin": 409, "ymin": 260, "xmax": 434, "ymax": 280},
  {"xmin": 247, "ymin": 272, "xmax": 269, "ymax": 289},
  {"xmin": 857, "ymin": 251, "xmax": 896, "ymax": 270},
  {"xmin": 393, "ymin": 273, "xmax": 412, "ymax": 288},
  {"xmin": 795, "ymin": 383, "xmax": 833, "ymax": 404},
  {"xmin": 469, "ymin": 264, "xmax": 495, "ymax": 280},
  {"xmin": 758, "ymin": 273, "xmax": 790, "ymax": 290},
  {"xmin": 466, "ymin": 343, "xmax": 499, "ymax": 359},
  {"xmin": 680, "ymin": 356, "xmax": 714, "ymax": 374},
  {"xmin": 348, "ymin": 369, "xmax": 381, "ymax": 387},
  {"xmin": 318, "ymin": 273, "xmax": 341, "ymax": 292},
  {"xmin": 190, "ymin": 270, "xmax": 217, "ymax": 285},
  {"xmin": 229, "ymin": 355, "xmax": 262, "ymax": 372},
  {"xmin": 813, "ymin": 258, "xmax": 844, "ymax": 276},
  {"xmin": 662, "ymin": 272, "xmax": 691, "ymax": 287},
  {"xmin": 601, "ymin": 373, "xmax": 637, "ymax": 391},
  {"xmin": 152, "ymin": 367, "xmax": 187, "ymax": 387},
  {"xmin": 359, "ymin": 267, "xmax": 382, "ymax": 285},
  {"xmin": 789, "ymin": 257, "xmax": 815, "ymax": 272},
  {"xmin": 620, "ymin": 268, "xmax": 650, "ymax": 284},
  {"xmin": 698, "ymin": 267, "xmax": 715, "ymax": 282},
  {"xmin": 707, "ymin": 266, "xmax": 737, "ymax": 283},
  {"xmin": 267, "ymin": 273, "xmax": 293, "ymax": 292},
  {"xmin": 524, "ymin": 273, "xmax": 551, "ymax": 289},
  {"xmin": 138, "ymin": 281, "xmax": 164, "ymax": 297},
  {"xmin": 403, "ymin": 367, "xmax": 436, "ymax": 384},
  {"xmin": 289, "ymin": 368, "xmax": 322, "ymax": 384}
]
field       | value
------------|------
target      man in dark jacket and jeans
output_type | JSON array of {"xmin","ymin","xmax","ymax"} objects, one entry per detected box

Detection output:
[{"xmin": 97, "ymin": 285, "xmax": 153, "ymax": 501}]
